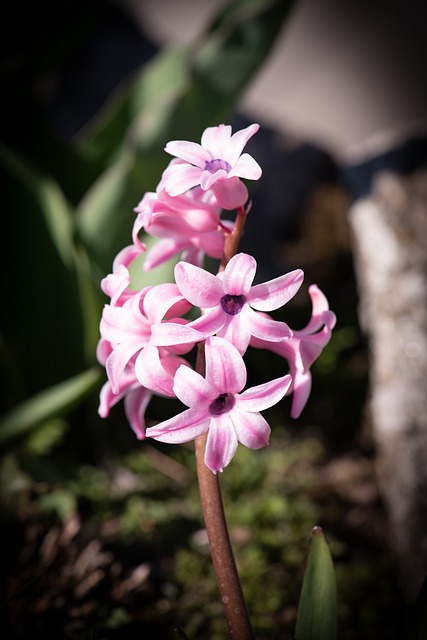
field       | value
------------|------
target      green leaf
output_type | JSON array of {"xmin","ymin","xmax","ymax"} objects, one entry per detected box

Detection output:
[
  {"xmin": 405, "ymin": 575, "xmax": 427, "ymax": 640},
  {"xmin": 77, "ymin": 47, "xmax": 189, "ymax": 162},
  {"xmin": 0, "ymin": 368, "xmax": 102, "ymax": 448},
  {"xmin": 295, "ymin": 526, "xmax": 338, "ymax": 640},
  {"xmin": 164, "ymin": 0, "xmax": 295, "ymax": 141}
]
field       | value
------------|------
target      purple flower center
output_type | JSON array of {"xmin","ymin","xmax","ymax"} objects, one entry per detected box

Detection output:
[
  {"xmin": 209, "ymin": 393, "xmax": 235, "ymax": 416},
  {"xmin": 220, "ymin": 294, "xmax": 246, "ymax": 315},
  {"xmin": 204, "ymin": 158, "xmax": 232, "ymax": 174}
]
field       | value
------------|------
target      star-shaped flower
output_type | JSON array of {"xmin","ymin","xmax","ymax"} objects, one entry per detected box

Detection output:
[
  {"xmin": 152, "ymin": 252, "xmax": 304, "ymax": 355},
  {"xmin": 146, "ymin": 336, "xmax": 292, "ymax": 473},
  {"xmin": 161, "ymin": 123, "xmax": 262, "ymax": 209}
]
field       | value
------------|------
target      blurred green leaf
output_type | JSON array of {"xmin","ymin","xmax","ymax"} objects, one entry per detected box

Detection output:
[
  {"xmin": 165, "ymin": 0, "xmax": 295, "ymax": 140},
  {"xmin": 295, "ymin": 526, "xmax": 338, "ymax": 640},
  {"xmin": 77, "ymin": 47, "xmax": 189, "ymax": 163},
  {"xmin": 0, "ymin": 368, "xmax": 101, "ymax": 447}
]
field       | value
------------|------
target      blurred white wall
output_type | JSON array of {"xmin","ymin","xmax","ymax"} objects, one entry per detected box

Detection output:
[{"xmin": 121, "ymin": 0, "xmax": 427, "ymax": 162}]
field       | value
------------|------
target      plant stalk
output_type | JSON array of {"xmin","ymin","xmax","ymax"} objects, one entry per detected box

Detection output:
[{"xmin": 194, "ymin": 205, "xmax": 254, "ymax": 639}]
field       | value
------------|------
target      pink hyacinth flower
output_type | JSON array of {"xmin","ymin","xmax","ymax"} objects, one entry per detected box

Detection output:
[
  {"xmin": 251, "ymin": 285, "xmax": 337, "ymax": 418},
  {"xmin": 146, "ymin": 336, "xmax": 292, "ymax": 473},
  {"xmin": 98, "ymin": 366, "xmax": 152, "ymax": 440},
  {"xmin": 132, "ymin": 188, "xmax": 233, "ymax": 269},
  {"xmin": 100, "ymin": 244, "xmax": 145, "ymax": 307},
  {"xmin": 162, "ymin": 123, "xmax": 262, "ymax": 209},
  {"xmin": 100, "ymin": 283, "xmax": 201, "ymax": 397},
  {"xmin": 152, "ymin": 252, "xmax": 304, "ymax": 355}
]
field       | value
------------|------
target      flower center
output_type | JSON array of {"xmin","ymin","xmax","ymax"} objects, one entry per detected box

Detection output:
[
  {"xmin": 204, "ymin": 158, "xmax": 232, "ymax": 174},
  {"xmin": 220, "ymin": 294, "xmax": 246, "ymax": 315},
  {"xmin": 209, "ymin": 393, "xmax": 235, "ymax": 416}
]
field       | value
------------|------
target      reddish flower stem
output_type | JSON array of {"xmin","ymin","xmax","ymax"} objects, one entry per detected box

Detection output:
[{"xmin": 195, "ymin": 205, "xmax": 254, "ymax": 639}]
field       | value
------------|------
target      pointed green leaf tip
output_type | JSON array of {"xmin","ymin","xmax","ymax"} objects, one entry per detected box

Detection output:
[{"xmin": 295, "ymin": 526, "xmax": 338, "ymax": 640}]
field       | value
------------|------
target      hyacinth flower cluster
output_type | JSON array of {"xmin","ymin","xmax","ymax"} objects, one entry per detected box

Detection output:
[{"xmin": 97, "ymin": 122, "xmax": 336, "ymax": 473}]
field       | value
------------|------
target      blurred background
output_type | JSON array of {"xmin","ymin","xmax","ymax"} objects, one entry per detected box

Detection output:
[{"xmin": 2, "ymin": 0, "xmax": 427, "ymax": 638}]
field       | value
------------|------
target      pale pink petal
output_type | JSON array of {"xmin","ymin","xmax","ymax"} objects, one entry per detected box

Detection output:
[
  {"xmin": 226, "ymin": 123, "xmax": 260, "ymax": 165},
  {"xmin": 174, "ymin": 261, "xmax": 224, "ymax": 307},
  {"xmin": 106, "ymin": 341, "xmax": 143, "ymax": 393},
  {"xmin": 294, "ymin": 284, "xmax": 336, "ymax": 336},
  {"xmin": 205, "ymin": 336, "xmax": 247, "ymax": 393},
  {"xmin": 112, "ymin": 243, "xmax": 144, "ymax": 271},
  {"xmin": 205, "ymin": 413, "xmax": 238, "ymax": 473},
  {"xmin": 299, "ymin": 337, "xmax": 325, "ymax": 371},
  {"xmin": 201, "ymin": 124, "xmax": 232, "ymax": 156},
  {"xmin": 150, "ymin": 321, "xmax": 202, "ymax": 348},
  {"xmin": 228, "ymin": 153, "xmax": 262, "ymax": 180},
  {"xmin": 143, "ymin": 238, "xmax": 187, "ymax": 271},
  {"xmin": 248, "ymin": 269, "xmax": 304, "ymax": 311},
  {"xmin": 237, "ymin": 374, "xmax": 292, "ymax": 412},
  {"xmin": 229, "ymin": 407, "xmax": 271, "ymax": 449},
  {"xmin": 162, "ymin": 163, "xmax": 203, "ymax": 196},
  {"xmin": 246, "ymin": 307, "xmax": 292, "ymax": 341},
  {"xmin": 96, "ymin": 337, "xmax": 112, "ymax": 366},
  {"xmin": 223, "ymin": 253, "xmax": 256, "ymax": 295},
  {"xmin": 173, "ymin": 364, "xmax": 214, "ymax": 407},
  {"xmin": 101, "ymin": 265, "xmax": 131, "ymax": 306},
  {"xmin": 143, "ymin": 283, "xmax": 188, "ymax": 324},
  {"xmin": 124, "ymin": 386, "xmax": 152, "ymax": 439},
  {"xmin": 211, "ymin": 176, "xmax": 248, "ymax": 210},
  {"xmin": 188, "ymin": 306, "xmax": 226, "ymax": 337},
  {"xmin": 164, "ymin": 140, "xmax": 211, "ymax": 166},
  {"xmin": 180, "ymin": 246, "xmax": 205, "ymax": 267},
  {"xmin": 290, "ymin": 370, "xmax": 312, "ymax": 419},
  {"xmin": 134, "ymin": 344, "xmax": 175, "ymax": 396},
  {"xmin": 200, "ymin": 168, "xmax": 228, "ymax": 191},
  {"xmin": 98, "ymin": 380, "xmax": 124, "ymax": 418},
  {"xmin": 216, "ymin": 313, "xmax": 250, "ymax": 355},
  {"xmin": 146, "ymin": 408, "xmax": 209, "ymax": 443}
]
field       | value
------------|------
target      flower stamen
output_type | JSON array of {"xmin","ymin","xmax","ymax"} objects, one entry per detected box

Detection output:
[
  {"xmin": 220, "ymin": 294, "xmax": 246, "ymax": 315},
  {"xmin": 209, "ymin": 393, "xmax": 235, "ymax": 416}
]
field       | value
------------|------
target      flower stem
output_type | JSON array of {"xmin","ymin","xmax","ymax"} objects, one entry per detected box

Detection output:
[{"xmin": 194, "ymin": 205, "xmax": 254, "ymax": 639}]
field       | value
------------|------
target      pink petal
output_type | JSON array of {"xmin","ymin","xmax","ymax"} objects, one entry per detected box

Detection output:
[
  {"xmin": 134, "ymin": 345, "xmax": 176, "ymax": 396},
  {"xmin": 205, "ymin": 336, "xmax": 247, "ymax": 393},
  {"xmin": 164, "ymin": 140, "xmax": 211, "ymax": 167},
  {"xmin": 237, "ymin": 374, "xmax": 292, "ymax": 412},
  {"xmin": 173, "ymin": 364, "xmax": 214, "ymax": 407},
  {"xmin": 150, "ymin": 321, "xmax": 202, "ymax": 348},
  {"xmin": 248, "ymin": 269, "xmax": 304, "ymax": 311},
  {"xmin": 142, "ymin": 283, "xmax": 188, "ymax": 324},
  {"xmin": 106, "ymin": 341, "xmax": 143, "ymax": 393},
  {"xmin": 174, "ymin": 261, "xmax": 223, "ymax": 307},
  {"xmin": 293, "ymin": 285, "xmax": 337, "ymax": 336},
  {"xmin": 143, "ymin": 238, "xmax": 187, "ymax": 271},
  {"xmin": 246, "ymin": 307, "xmax": 292, "ymax": 342},
  {"xmin": 124, "ymin": 386, "xmax": 152, "ymax": 440},
  {"xmin": 162, "ymin": 163, "xmax": 203, "ymax": 196},
  {"xmin": 188, "ymin": 306, "xmax": 226, "ymax": 338},
  {"xmin": 290, "ymin": 370, "xmax": 312, "ymax": 419},
  {"xmin": 216, "ymin": 313, "xmax": 251, "ymax": 355},
  {"xmin": 211, "ymin": 176, "xmax": 248, "ymax": 210},
  {"xmin": 205, "ymin": 413, "xmax": 238, "ymax": 473},
  {"xmin": 230, "ymin": 407, "xmax": 271, "ymax": 449},
  {"xmin": 200, "ymin": 169, "xmax": 228, "ymax": 191},
  {"xmin": 228, "ymin": 153, "xmax": 262, "ymax": 180},
  {"xmin": 223, "ymin": 253, "xmax": 256, "ymax": 295},
  {"xmin": 146, "ymin": 408, "xmax": 209, "ymax": 443},
  {"xmin": 226, "ymin": 123, "xmax": 260, "ymax": 165},
  {"xmin": 201, "ymin": 124, "xmax": 232, "ymax": 156}
]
